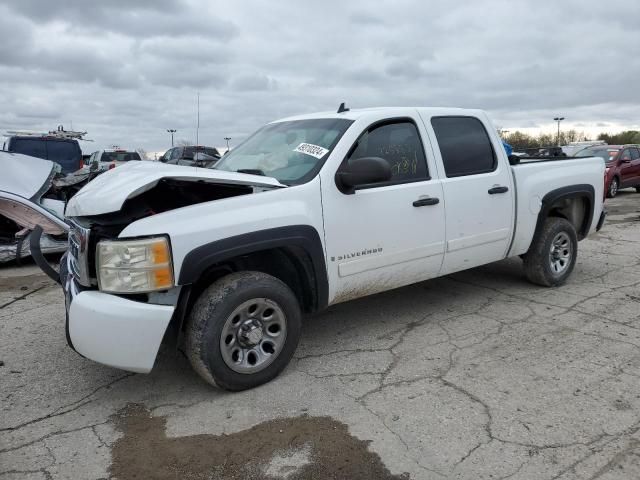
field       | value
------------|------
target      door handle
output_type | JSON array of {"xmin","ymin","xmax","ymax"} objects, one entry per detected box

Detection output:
[
  {"xmin": 413, "ymin": 197, "xmax": 440, "ymax": 207},
  {"xmin": 488, "ymin": 186, "xmax": 509, "ymax": 194}
]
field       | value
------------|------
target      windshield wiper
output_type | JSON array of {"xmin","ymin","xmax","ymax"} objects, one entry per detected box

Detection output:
[{"xmin": 236, "ymin": 169, "xmax": 266, "ymax": 176}]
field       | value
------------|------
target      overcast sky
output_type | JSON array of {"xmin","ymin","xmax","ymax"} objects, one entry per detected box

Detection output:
[{"xmin": 1, "ymin": 0, "xmax": 639, "ymax": 153}]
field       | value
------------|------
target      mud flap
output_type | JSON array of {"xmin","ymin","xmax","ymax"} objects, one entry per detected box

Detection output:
[{"xmin": 30, "ymin": 225, "xmax": 63, "ymax": 284}]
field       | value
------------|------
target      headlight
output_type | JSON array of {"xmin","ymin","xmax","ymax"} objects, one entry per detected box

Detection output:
[{"xmin": 97, "ymin": 237, "xmax": 173, "ymax": 293}]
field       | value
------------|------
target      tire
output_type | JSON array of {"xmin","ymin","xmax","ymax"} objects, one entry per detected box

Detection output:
[
  {"xmin": 635, "ymin": 186, "xmax": 640, "ymax": 193},
  {"xmin": 523, "ymin": 217, "xmax": 577, "ymax": 287},
  {"xmin": 185, "ymin": 271, "xmax": 302, "ymax": 391},
  {"xmin": 607, "ymin": 177, "xmax": 619, "ymax": 198}
]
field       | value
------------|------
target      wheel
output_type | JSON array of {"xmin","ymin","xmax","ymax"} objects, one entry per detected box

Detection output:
[
  {"xmin": 185, "ymin": 271, "xmax": 302, "ymax": 391},
  {"xmin": 523, "ymin": 217, "xmax": 577, "ymax": 287},
  {"xmin": 635, "ymin": 186, "xmax": 640, "ymax": 193},
  {"xmin": 607, "ymin": 177, "xmax": 619, "ymax": 198}
]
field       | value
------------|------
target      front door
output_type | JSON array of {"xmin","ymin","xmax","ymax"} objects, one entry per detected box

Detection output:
[
  {"xmin": 425, "ymin": 115, "xmax": 514, "ymax": 275},
  {"xmin": 321, "ymin": 117, "xmax": 446, "ymax": 305}
]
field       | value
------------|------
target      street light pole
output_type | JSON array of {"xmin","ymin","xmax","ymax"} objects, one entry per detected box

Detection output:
[
  {"xmin": 167, "ymin": 129, "xmax": 177, "ymax": 147},
  {"xmin": 553, "ymin": 117, "xmax": 564, "ymax": 146},
  {"xmin": 224, "ymin": 137, "xmax": 231, "ymax": 151}
]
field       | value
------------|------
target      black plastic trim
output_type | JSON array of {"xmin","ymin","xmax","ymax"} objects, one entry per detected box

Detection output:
[
  {"xmin": 178, "ymin": 225, "xmax": 328, "ymax": 310},
  {"xmin": 534, "ymin": 184, "xmax": 595, "ymax": 242},
  {"xmin": 597, "ymin": 209, "xmax": 607, "ymax": 231}
]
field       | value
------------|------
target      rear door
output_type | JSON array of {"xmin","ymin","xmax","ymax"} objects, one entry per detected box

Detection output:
[
  {"xmin": 424, "ymin": 115, "xmax": 514, "ymax": 275},
  {"xmin": 629, "ymin": 148, "xmax": 640, "ymax": 186},
  {"xmin": 619, "ymin": 149, "xmax": 634, "ymax": 186}
]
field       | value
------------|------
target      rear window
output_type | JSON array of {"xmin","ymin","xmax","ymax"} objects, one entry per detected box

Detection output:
[
  {"xmin": 431, "ymin": 116, "xmax": 496, "ymax": 177},
  {"xmin": 9, "ymin": 138, "xmax": 47, "ymax": 160},
  {"xmin": 46, "ymin": 140, "xmax": 82, "ymax": 172},
  {"xmin": 100, "ymin": 151, "xmax": 142, "ymax": 162},
  {"xmin": 184, "ymin": 146, "xmax": 220, "ymax": 158},
  {"xmin": 9, "ymin": 137, "xmax": 81, "ymax": 173}
]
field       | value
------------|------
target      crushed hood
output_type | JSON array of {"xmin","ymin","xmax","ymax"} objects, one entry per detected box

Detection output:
[
  {"xmin": 65, "ymin": 161, "xmax": 285, "ymax": 217},
  {"xmin": 0, "ymin": 151, "xmax": 57, "ymax": 200}
]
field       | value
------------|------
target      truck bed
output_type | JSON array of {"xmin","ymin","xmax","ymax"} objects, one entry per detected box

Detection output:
[{"xmin": 508, "ymin": 155, "xmax": 605, "ymax": 257}]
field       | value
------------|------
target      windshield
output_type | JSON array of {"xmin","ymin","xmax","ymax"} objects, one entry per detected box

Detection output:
[
  {"xmin": 101, "ymin": 151, "xmax": 141, "ymax": 162},
  {"xmin": 215, "ymin": 118, "xmax": 353, "ymax": 184},
  {"xmin": 575, "ymin": 147, "xmax": 619, "ymax": 163}
]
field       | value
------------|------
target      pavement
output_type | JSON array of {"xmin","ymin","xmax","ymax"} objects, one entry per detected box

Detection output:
[{"xmin": 2, "ymin": 190, "xmax": 640, "ymax": 479}]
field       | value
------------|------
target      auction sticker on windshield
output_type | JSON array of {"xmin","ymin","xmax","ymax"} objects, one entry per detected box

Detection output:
[{"xmin": 294, "ymin": 143, "xmax": 329, "ymax": 159}]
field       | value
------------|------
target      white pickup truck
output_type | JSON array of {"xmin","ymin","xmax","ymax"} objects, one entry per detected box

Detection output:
[{"xmin": 8, "ymin": 106, "xmax": 606, "ymax": 391}]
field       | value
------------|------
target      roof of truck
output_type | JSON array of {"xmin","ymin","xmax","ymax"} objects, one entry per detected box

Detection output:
[{"xmin": 275, "ymin": 106, "xmax": 486, "ymax": 123}]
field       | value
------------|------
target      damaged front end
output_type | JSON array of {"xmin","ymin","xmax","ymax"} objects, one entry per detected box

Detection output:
[{"xmin": 62, "ymin": 161, "xmax": 285, "ymax": 289}]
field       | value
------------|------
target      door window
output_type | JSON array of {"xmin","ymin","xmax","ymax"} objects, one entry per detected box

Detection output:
[
  {"xmin": 630, "ymin": 148, "xmax": 640, "ymax": 160},
  {"xmin": 171, "ymin": 148, "xmax": 182, "ymax": 161},
  {"xmin": 345, "ymin": 120, "xmax": 429, "ymax": 185},
  {"xmin": 431, "ymin": 116, "xmax": 497, "ymax": 177},
  {"xmin": 621, "ymin": 149, "xmax": 632, "ymax": 161}
]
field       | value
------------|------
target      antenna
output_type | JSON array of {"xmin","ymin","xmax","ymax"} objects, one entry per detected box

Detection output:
[
  {"xmin": 337, "ymin": 102, "xmax": 349, "ymax": 113},
  {"xmin": 196, "ymin": 92, "xmax": 200, "ymax": 147}
]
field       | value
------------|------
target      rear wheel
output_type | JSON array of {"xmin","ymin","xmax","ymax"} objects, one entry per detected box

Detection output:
[
  {"xmin": 607, "ymin": 177, "xmax": 619, "ymax": 198},
  {"xmin": 185, "ymin": 271, "xmax": 302, "ymax": 391},
  {"xmin": 523, "ymin": 217, "xmax": 577, "ymax": 287}
]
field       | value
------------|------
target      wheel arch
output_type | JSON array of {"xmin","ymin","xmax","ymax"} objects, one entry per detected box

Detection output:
[
  {"xmin": 533, "ymin": 184, "xmax": 594, "ymax": 242},
  {"xmin": 177, "ymin": 225, "xmax": 328, "ymax": 314}
]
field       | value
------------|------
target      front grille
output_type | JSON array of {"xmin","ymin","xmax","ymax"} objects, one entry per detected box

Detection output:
[{"xmin": 68, "ymin": 221, "xmax": 92, "ymax": 286}]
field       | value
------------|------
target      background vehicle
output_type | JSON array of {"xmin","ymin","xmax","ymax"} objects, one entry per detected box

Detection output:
[
  {"xmin": 160, "ymin": 146, "xmax": 221, "ymax": 167},
  {"xmin": 562, "ymin": 140, "xmax": 607, "ymax": 157},
  {"xmin": 575, "ymin": 145, "xmax": 640, "ymax": 197},
  {"xmin": 3, "ymin": 134, "xmax": 83, "ymax": 174},
  {"xmin": 87, "ymin": 148, "xmax": 142, "ymax": 172},
  {"xmin": 18, "ymin": 107, "xmax": 606, "ymax": 392}
]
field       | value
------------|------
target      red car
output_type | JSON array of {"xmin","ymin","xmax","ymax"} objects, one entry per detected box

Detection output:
[{"xmin": 576, "ymin": 145, "xmax": 640, "ymax": 198}]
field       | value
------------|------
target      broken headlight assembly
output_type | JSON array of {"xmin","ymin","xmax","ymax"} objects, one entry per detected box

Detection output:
[{"xmin": 96, "ymin": 237, "xmax": 174, "ymax": 293}]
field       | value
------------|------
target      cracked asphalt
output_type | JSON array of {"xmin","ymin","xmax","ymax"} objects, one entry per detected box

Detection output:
[{"xmin": 2, "ymin": 190, "xmax": 640, "ymax": 479}]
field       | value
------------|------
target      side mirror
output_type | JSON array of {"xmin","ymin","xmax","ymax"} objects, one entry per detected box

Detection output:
[
  {"xmin": 622, "ymin": 158, "xmax": 631, "ymax": 163},
  {"xmin": 335, "ymin": 157, "xmax": 392, "ymax": 194}
]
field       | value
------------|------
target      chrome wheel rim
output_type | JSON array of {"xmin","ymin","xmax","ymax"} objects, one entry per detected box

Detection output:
[
  {"xmin": 220, "ymin": 298, "xmax": 287, "ymax": 374},
  {"xmin": 610, "ymin": 179, "xmax": 618, "ymax": 197},
  {"xmin": 549, "ymin": 232, "xmax": 572, "ymax": 275}
]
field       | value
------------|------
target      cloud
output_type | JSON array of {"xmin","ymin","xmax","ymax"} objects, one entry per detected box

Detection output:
[{"xmin": 0, "ymin": 0, "xmax": 638, "ymax": 152}]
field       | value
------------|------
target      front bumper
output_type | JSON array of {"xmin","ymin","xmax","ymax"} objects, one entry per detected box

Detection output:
[{"xmin": 61, "ymin": 253, "xmax": 175, "ymax": 373}]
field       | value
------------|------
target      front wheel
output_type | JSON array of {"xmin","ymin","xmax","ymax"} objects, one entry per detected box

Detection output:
[
  {"xmin": 608, "ymin": 177, "xmax": 619, "ymax": 198},
  {"xmin": 523, "ymin": 217, "xmax": 578, "ymax": 287},
  {"xmin": 185, "ymin": 271, "xmax": 302, "ymax": 391}
]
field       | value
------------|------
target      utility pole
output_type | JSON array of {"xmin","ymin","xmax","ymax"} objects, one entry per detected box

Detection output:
[
  {"xmin": 167, "ymin": 129, "xmax": 176, "ymax": 147},
  {"xmin": 224, "ymin": 137, "xmax": 231, "ymax": 151},
  {"xmin": 553, "ymin": 117, "xmax": 565, "ymax": 146}
]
